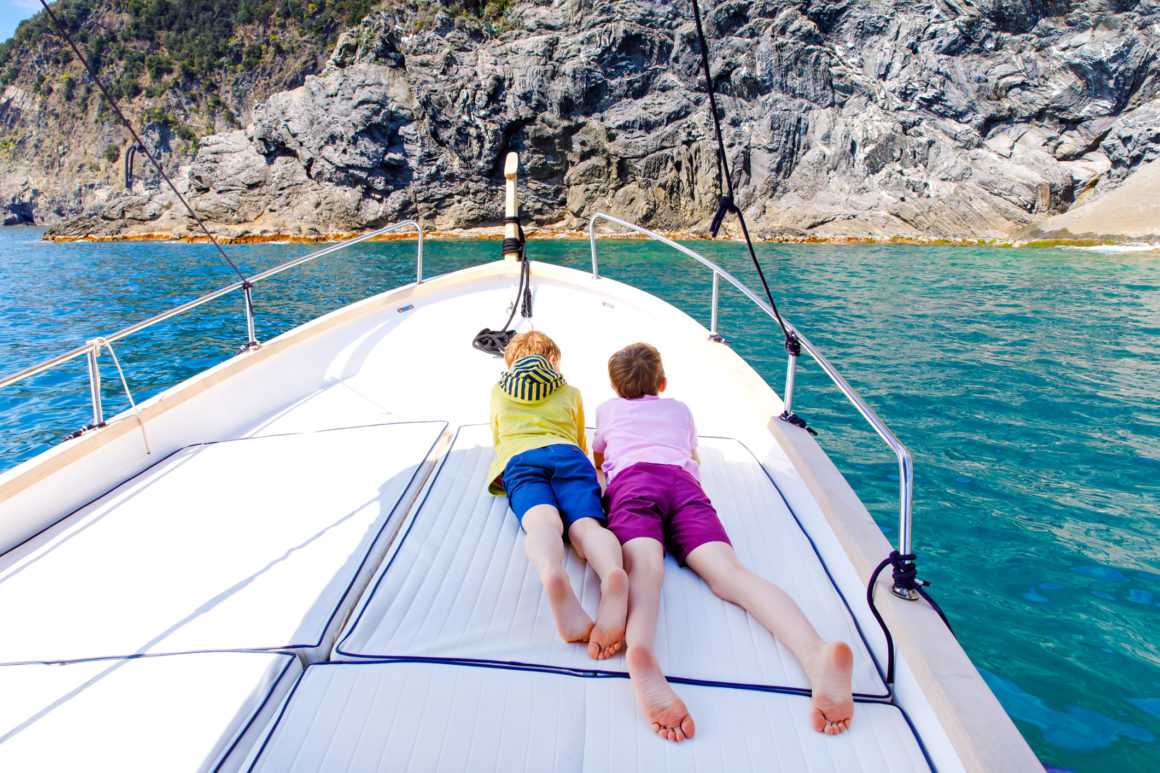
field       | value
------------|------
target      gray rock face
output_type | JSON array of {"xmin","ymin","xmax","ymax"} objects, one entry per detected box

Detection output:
[{"xmin": 45, "ymin": 0, "xmax": 1160, "ymax": 242}]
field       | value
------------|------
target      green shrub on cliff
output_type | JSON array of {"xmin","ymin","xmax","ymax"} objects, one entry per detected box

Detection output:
[{"xmin": 0, "ymin": 1, "xmax": 383, "ymax": 84}]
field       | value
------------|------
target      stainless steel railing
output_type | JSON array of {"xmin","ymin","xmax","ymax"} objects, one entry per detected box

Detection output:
[
  {"xmin": 0, "ymin": 220, "xmax": 423, "ymax": 432},
  {"xmin": 588, "ymin": 213, "xmax": 916, "ymax": 591}
]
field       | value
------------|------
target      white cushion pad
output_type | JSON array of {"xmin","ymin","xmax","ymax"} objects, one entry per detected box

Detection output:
[
  {"xmin": 0, "ymin": 422, "xmax": 445, "ymax": 663},
  {"xmin": 336, "ymin": 426, "xmax": 886, "ymax": 697},
  {"xmin": 0, "ymin": 652, "xmax": 299, "ymax": 772},
  {"xmin": 248, "ymin": 661, "xmax": 926, "ymax": 772}
]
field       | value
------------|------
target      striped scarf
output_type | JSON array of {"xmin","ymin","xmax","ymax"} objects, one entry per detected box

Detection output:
[{"xmin": 499, "ymin": 355, "xmax": 566, "ymax": 404}]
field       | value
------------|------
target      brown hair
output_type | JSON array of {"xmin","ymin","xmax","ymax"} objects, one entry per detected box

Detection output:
[
  {"xmin": 608, "ymin": 343, "xmax": 665, "ymax": 399},
  {"xmin": 504, "ymin": 330, "xmax": 562, "ymax": 367}
]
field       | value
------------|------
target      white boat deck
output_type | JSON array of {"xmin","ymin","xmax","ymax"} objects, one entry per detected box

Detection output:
[{"xmin": 0, "ymin": 261, "xmax": 947, "ymax": 770}]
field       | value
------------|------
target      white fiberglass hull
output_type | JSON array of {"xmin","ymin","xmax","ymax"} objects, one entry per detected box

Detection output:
[{"xmin": 0, "ymin": 259, "xmax": 1036, "ymax": 771}]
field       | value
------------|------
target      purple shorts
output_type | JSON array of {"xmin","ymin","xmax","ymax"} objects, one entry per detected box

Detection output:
[{"xmin": 604, "ymin": 462, "xmax": 731, "ymax": 565}]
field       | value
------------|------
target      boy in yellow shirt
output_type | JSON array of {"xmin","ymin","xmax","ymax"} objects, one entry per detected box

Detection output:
[{"xmin": 488, "ymin": 331, "xmax": 627, "ymax": 659}]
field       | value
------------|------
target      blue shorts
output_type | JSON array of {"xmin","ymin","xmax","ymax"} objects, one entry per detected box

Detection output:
[{"xmin": 502, "ymin": 444, "xmax": 606, "ymax": 534}]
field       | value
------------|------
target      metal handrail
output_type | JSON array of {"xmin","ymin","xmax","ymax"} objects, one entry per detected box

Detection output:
[
  {"xmin": 0, "ymin": 220, "xmax": 424, "ymax": 429},
  {"xmin": 588, "ymin": 213, "xmax": 915, "ymax": 583}
]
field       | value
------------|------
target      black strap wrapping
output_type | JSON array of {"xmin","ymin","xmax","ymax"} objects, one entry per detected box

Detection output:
[{"xmin": 473, "ymin": 232, "xmax": 533, "ymax": 355}]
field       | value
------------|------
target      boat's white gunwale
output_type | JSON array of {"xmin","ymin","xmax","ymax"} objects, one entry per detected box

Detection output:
[
  {"xmin": 0, "ymin": 271, "xmax": 423, "ymax": 501},
  {"xmin": 767, "ymin": 418, "xmax": 1039, "ymax": 771}
]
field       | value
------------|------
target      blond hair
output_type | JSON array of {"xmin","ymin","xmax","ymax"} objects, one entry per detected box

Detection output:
[
  {"xmin": 504, "ymin": 330, "xmax": 562, "ymax": 367},
  {"xmin": 608, "ymin": 343, "xmax": 665, "ymax": 399}
]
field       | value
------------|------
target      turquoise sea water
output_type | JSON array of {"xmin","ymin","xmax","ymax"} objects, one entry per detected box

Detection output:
[{"xmin": 1, "ymin": 225, "xmax": 1158, "ymax": 770}]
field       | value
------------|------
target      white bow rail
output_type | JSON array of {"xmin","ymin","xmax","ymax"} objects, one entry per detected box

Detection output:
[
  {"xmin": 0, "ymin": 220, "xmax": 423, "ymax": 435},
  {"xmin": 588, "ymin": 212, "xmax": 915, "ymax": 590}
]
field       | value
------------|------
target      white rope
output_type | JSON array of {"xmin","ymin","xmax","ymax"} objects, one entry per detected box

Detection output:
[{"xmin": 89, "ymin": 337, "xmax": 152, "ymax": 455}]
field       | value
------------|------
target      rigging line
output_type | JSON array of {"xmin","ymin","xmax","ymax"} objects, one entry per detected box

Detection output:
[
  {"xmin": 688, "ymin": 0, "xmax": 793, "ymax": 344},
  {"xmin": 90, "ymin": 337, "xmax": 152, "ymax": 455},
  {"xmin": 37, "ymin": 0, "xmax": 247, "ymax": 283},
  {"xmin": 689, "ymin": 0, "xmax": 733, "ymax": 201}
]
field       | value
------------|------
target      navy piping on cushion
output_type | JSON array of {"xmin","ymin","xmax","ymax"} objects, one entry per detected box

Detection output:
[
  {"xmin": 0, "ymin": 652, "xmax": 298, "ymax": 772},
  {"xmin": 246, "ymin": 660, "xmax": 935, "ymax": 773},
  {"xmin": 330, "ymin": 652, "xmax": 894, "ymax": 702},
  {"xmin": 334, "ymin": 428, "xmax": 889, "ymax": 700},
  {"xmin": 335, "ymin": 424, "xmax": 475, "ymax": 657},
  {"xmin": 210, "ymin": 654, "xmax": 300, "ymax": 772},
  {"xmin": 285, "ymin": 421, "xmax": 448, "ymax": 658},
  {"xmin": 731, "ymin": 436, "xmax": 892, "ymax": 692},
  {"xmin": 1, "ymin": 446, "xmax": 185, "ymax": 562},
  {"xmin": 246, "ymin": 661, "xmax": 314, "ymax": 772},
  {"xmin": 0, "ymin": 421, "xmax": 447, "ymax": 665}
]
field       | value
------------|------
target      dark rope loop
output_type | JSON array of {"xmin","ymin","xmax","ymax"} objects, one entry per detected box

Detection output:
[
  {"xmin": 124, "ymin": 143, "xmax": 144, "ymax": 189},
  {"xmin": 866, "ymin": 550, "xmax": 953, "ymax": 685},
  {"xmin": 784, "ymin": 332, "xmax": 802, "ymax": 358},
  {"xmin": 709, "ymin": 195, "xmax": 738, "ymax": 238},
  {"xmin": 473, "ymin": 248, "xmax": 533, "ymax": 355},
  {"xmin": 471, "ymin": 329, "xmax": 516, "ymax": 356},
  {"xmin": 501, "ymin": 218, "xmax": 526, "ymax": 261},
  {"xmin": 779, "ymin": 410, "xmax": 817, "ymax": 436}
]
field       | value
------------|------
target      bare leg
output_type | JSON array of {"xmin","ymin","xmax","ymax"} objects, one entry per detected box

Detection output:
[
  {"xmin": 685, "ymin": 541, "xmax": 853, "ymax": 734},
  {"xmin": 523, "ymin": 504, "xmax": 593, "ymax": 644},
  {"xmin": 623, "ymin": 537, "xmax": 695, "ymax": 742},
  {"xmin": 568, "ymin": 518, "xmax": 628, "ymax": 659}
]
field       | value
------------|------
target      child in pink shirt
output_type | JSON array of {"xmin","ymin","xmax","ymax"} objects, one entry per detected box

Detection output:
[{"xmin": 593, "ymin": 343, "xmax": 854, "ymax": 742}]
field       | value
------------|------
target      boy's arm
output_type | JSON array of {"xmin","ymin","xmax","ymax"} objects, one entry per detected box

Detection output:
[{"xmin": 690, "ymin": 447, "xmax": 701, "ymax": 465}]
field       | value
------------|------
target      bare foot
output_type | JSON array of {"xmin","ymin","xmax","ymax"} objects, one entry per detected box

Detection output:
[
  {"xmin": 808, "ymin": 641, "xmax": 854, "ymax": 735},
  {"xmin": 543, "ymin": 567, "xmax": 594, "ymax": 644},
  {"xmin": 588, "ymin": 567, "xmax": 628, "ymax": 660},
  {"xmin": 626, "ymin": 645, "xmax": 696, "ymax": 742}
]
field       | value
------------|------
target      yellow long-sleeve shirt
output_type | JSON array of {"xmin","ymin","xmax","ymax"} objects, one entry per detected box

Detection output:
[{"xmin": 487, "ymin": 382, "xmax": 588, "ymax": 494}]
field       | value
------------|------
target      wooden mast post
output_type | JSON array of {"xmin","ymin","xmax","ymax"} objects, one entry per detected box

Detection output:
[{"xmin": 503, "ymin": 152, "xmax": 520, "ymax": 261}]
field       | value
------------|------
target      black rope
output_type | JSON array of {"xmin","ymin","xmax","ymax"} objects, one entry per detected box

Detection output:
[
  {"xmin": 473, "ymin": 218, "xmax": 532, "ymax": 355},
  {"xmin": 689, "ymin": 0, "xmax": 794, "ymax": 348},
  {"xmin": 502, "ymin": 215, "xmax": 526, "ymax": 260},
  {"xmin": 38, "ymin": 0, "xmax": 246, "ymax": 283},
  {"xmin": 866, "ymin": 551, "xmax": 953, "ymax": 685}
]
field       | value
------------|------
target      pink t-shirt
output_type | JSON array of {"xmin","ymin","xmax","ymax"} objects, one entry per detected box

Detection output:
[{"xmin": 593, "ymin": 395, "xmax": 700, "ymax": 482}]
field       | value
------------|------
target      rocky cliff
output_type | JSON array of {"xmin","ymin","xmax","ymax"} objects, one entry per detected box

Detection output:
[
  {"xmin": 0, "ymin": 0, "xmax": 377, "ymax": 227},
  {"xmin": 29, "ymin": 1, "xmax": 1160, "ymax": 242}
]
